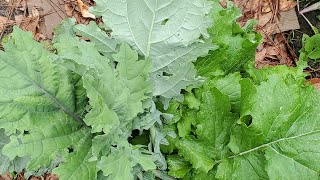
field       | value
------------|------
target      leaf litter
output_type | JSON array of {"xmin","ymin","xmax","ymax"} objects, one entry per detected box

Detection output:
[{"xmin": 232, "ymin": 0, "xmax": 299, "ymax": 68}]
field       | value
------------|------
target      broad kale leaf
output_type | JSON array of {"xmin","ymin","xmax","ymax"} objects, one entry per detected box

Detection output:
[
  {"xmin": 90, "ymin": 0, "xmax": 217, "ymax": 99},
  {"xmin": 165, "ymin": 66, "xmax": 320, "ymax": 179},
  {"xmin": 0, "ymin": 27, "xmax": 88, "ymax": 172},
  {"xmin": 220, "ymin": 72, "xmax": 320, "ymax": 179},
  {"xmin": 52, "ymin": 134, "xmax": 96, "ymax": 180},
  {"xmin": 0, "ymin": 27, "xmax": 157, "ymax": 179}
]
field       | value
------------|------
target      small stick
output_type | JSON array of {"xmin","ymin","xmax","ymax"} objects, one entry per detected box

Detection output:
[{"xmin": 299, "ymin": 2, "xmax": 320, "ymax": 14}]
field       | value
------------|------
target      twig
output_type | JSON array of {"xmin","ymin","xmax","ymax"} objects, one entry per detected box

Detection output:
[
  {"xmin": 298, "ymin": 1, "xmax": 319, "ymax": 34},
  {"xmin": 299, "ymin": 1, "xmax": 320, "ymax": 14},
  {"xmin": 48, "ymin": 0, "xmax": 66, "ymax": 18},
  {"xmin": 0, "ymin": 0, "xmax": 16, "ymax": 40}
]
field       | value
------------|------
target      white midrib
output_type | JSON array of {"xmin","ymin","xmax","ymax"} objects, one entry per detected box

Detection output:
[
  {"xmin": 144, "ymin": 0, "xmax": 156, "ymax": 58},
  {"xmin": 217, "ymin": 129, "xmax": 320, "ymax": 163},
  {"xmin": 2, "ymin": 58, "xmax": 83, "ymax": 124}
]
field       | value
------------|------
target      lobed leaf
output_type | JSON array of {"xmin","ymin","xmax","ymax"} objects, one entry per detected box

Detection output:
[{"xmin": 91, "ymin": 0, "xmax": 216, "ymax": 99}]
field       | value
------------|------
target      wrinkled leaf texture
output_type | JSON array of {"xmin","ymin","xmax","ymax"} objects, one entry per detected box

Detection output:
[
  {"xmin": 0, "ymin": 25, "xmax": 157, "ymax": 180},
  {"xmin": 90, "ymin": 0, "xmax": 217, "ymax": 99}
]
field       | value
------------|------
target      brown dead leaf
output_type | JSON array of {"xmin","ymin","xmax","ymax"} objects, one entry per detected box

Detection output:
[
  {"xmin": 16, "ymin": 173, "xmax": 24, "ymax": 180},
  {"xmin": 234, "ymin": 0, "xmax": 297, "ymax": 68},
  {"xmin": 32, "ymin": 6, "xmax": 40, "ymax": 18},
  {"xmin": 64, "ymin": 0, "xmax": 91, "ymax": 24},
  {"xmin": 307, "ymin": 78, "xmax": 320, "ymax": 91},
  {"xmin": 258, "ymin": 12, "xmax": 273, "ymax": 27},
  {"xmin": 279, "ymin": 0, "xmax": 296, "ymax": 11},
  {"xmin": 30, "ymin": 176, "xmax": 39, "ymax": 180},
  {"xmin": 76, "ymin": 0, "xmax": 95, "ymax": 19},
  {"xmin": 19, "ymin": 0, "xmax": 27, "ymax": 12},
  {"xmin": 16, "ymin": 7, "xmax": 44, "ymax": 40},
  {"xmin": 220, "ymin": 0, "xmax": 227, "ymax": 8},
  {"xmin": 274, "ymin": 34, "xmax": 292, "ymax": 65},
  {"xmin": 64, "ymin": 3, "xmax": 74, "ymax": 17},
  {"xmin": 255, "ymin": 33, "xmax": 294, "ymax": 68},
  {"xmin": 18, "ymin": 17, "xmax": 38, "ymax": 34},
  {"xmin": 0, "ymin": 16, "xmax": 15, "ymax": 32},
  {"xmin": 235, "ymin": 0, "xmax": 297, "ymax": 35},
  {"xmin": 255, "ymin": 48, "xmax": 268, "ymax": 68},
  {"xmin": 0, "ymin": 173, "xmax": 12, "ymax": 180},
  {"xmin": 45, "ymin": 174, "xmax": 59, "ymax": 180},
  {"xmin": 14, "ymin": 15, "xmax": 24, "ymax": 27}
]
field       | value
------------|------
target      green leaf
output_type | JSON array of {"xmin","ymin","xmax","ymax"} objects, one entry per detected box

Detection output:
[
  {"xmin": 130, "ymin": 148, "xmax": 157, "ymax": 171},
  {"xmin": 54, "ymin": 32, "xmax": 111, "ymax": 76},
  {"xmin": 160, "ymin": 125, "xmax": 178, "ymax": 154},
  {"xmin": 97, "ymin": 145, "xmax": 156, "ymax": 180},
  {"xmin": 196, "ymin": 1, "xmax": 261, "ymax": 76},
  {"xmin": 239, "ymin": 78, "xmax": 256, "ymax": 119},
  {"xmin": 53, "ymin": 133, "xmax": 97, "ymax": 180},
  {"xmin": 204, "ymin": 73, "xmax": 242, "ymax": 113},
  {"xmin": 53, "ymin": 18, "xmax": 76, "ymax": 37},
  {"xmin": 176, "ymin": 137, "xmax": 214, "ymax": 173},
  {"xmin": 196, "ymin": 87, "xmax": 237, "ymax": 159},
  {"xmin": 0, "ymin": 129, "xmax": 29, "ymax": 175},
  {"xmin": 3, "ymin": 119, "xmax": 89, "ymax": 171},
  {"xmin": 183, "ymin": 90, "xmax": 200, "ymax": 110},
  {"xmin": 300, "ymin": 34, "xmax": 320, "ymax": 60},
  {"xmin": 216, "ymin": 154, "xmax": 268, "ymax": 180},
  {"xmin": 167, "ymin": 155, "xmax": 192, "ymax": 178},
  {"xmin": 98, "ymin": 150, "xmax": 133, "ymax": 180},
  {"xmin": 73, "ymin": 22, "xmax": 118, "ymax": 55},
  {"xmin": 265, "ymin": 147, "xmax": 317, "ymax": 180},
  {"xmin": 55, "ymin": 35, "xmax": 152, "ymax": 134},
  {"xmin": 225, "ymin": 74, "xmax": 320, "ymax": 179},
  {"xmin": 247, "ymin": 64, "xmax": 306, "ymax": 85},
  {"xmin": 55, "ymin": 33, "xmax": 155, "ymax": 178},
  {"xmin": 159, "ymin": 100, "xmax": 182, "ymax": 125},
  {"xmin": 90, "ymin": 135, "xmax": 112, "ymax": 163},
  {"xmin": 73, "ymin": 75, "xmax": 88, "ymax": 117},
  {"xmin": 91, "ymin": 0, "xmax": 216, "ymax": 98},
  {"xmin": 0, "ymin": 28, "xmax": 87, "ymax": 173},
  {"xmin": 177, "ymin": 110, "xmax": 197, "ymax": 138},
  {"xmin": 0, "ymin": 27, "xmax": 82, "ymax": 134},
  {"xmin": 83, "ymin": 43, "xmax": 151, "ymax": 134}
]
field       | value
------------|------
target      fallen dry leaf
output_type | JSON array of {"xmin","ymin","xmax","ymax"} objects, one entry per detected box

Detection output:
[
  {"xmin": 279, "ymin": 0, "xmax": 296, "ymax": 11},
  {"xmin": 234, "ymin": 0, "xmax": 297, "ymax": 68},
  {"xmin": 307, "ymin": 78, "xmax": 320, "ymax": 91},
  {"xmin": 0, "ymin": 173, "xmax": 12, "ymax": 180},
  {"xmin": 15, "ymin": 15, "xmax": 43, "ymax": 37},
  {"xmin": 14, "ymin": 15, "xmax": 24, "ymax": 27},
  {"xmin": 19, "ymin": 0, "xmax": 27, "ymax": 12},
  {"xmin": 30, "ymin": 177, "xmax": 39, "ymax": 180},
  {"xmin": 16, "ymin": 6, "xmax": 45, "ymax": 41},
  {"xmin": 76, "ymin": 0, "xmax": 95, "ymax": 19},
  {"xmin": 31, "ymin": 6, "xmax": 40, "ymax": 17},
  {"xmin": 45, "ymin": 174, "xmax": 58, "ymax": 180},
  {"xmin": 64, "ymin": 0, "xmax": 91, "ymax": 24},
  {"xmin": 0, "ymin": 16, "xmax": 15, "ymax": 32},
  {"xmin": 17, "ymin": 16, "xmax": 39, "ymax": 35}
]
